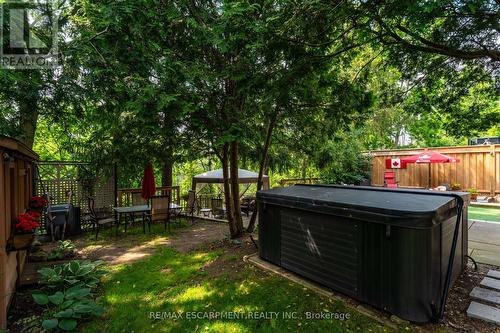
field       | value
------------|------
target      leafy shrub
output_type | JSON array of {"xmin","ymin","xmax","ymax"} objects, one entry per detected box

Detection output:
[
  {"xmin": 33, "ymin": 260, "xmax": 107, "ymax": 331},
  {"xmin": 48, "ymin": 240, "xmax": 76, "ymax": 260},
  {"xmin": 38, "ymin": 260, "xmax": 106, "ymax": 290},
  {"xmin": 33, "ymin": 285, "xmax": 103, "ymax": 331},
  {"xmin": 315, "ymin": 132, "xmax": 371, "ymax": 185},
  {"xmin": 467, "ymin": 188, "xmax": 478, "ymax": 195}
]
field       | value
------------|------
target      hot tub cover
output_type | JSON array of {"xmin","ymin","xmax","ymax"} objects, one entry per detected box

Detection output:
[{"xmin": 257, "ymin": 184, "xmax": 469, "ymax": 228}]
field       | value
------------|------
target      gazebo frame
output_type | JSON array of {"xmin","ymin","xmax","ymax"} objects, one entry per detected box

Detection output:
[{"xmin": 191, "ymin": 168, "xmax": 270, "ymax": 193}]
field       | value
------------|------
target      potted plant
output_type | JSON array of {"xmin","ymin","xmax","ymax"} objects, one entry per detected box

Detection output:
[
  {"xmin": 467, "ymin": 188, "xmax": 479, "ymax": 201},
  {"xmin": 7, "ymin": 211, "xmax": 41, "ymax": 251},
  {"xmin": 7, "ymin": 196, "xmax": 47, "ymax": 252},
  {"xmin": 451, "ymin": 183, "xmax": 461, "ymax": 191}
]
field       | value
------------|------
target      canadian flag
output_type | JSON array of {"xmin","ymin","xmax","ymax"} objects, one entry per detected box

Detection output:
[
  {"xmin": 391, "ymin": 158, "xmax": 401, "ymax": 169},
  {"xmin": 385, "ymin": 158, "xmax": 405, "ymax": 169}
]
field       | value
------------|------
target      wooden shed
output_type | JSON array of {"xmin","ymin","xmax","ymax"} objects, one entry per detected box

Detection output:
[{"xmin": 0, "ymin": 136, "xmax": 39, "ymax": 329}]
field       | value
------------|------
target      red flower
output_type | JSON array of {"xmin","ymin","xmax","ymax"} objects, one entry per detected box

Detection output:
[
  {"xmin": 30, "ymin": 196, "xmax": 48, "ymax": 209},
  {"xmin": 15, "ymin": 211, "xmax": 41, "ymax": 233}
]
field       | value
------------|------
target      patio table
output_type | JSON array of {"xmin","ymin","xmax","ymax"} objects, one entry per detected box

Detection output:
[{"xmin": 113, "ymin": 203, "xmax": 181, "ymax": 235}]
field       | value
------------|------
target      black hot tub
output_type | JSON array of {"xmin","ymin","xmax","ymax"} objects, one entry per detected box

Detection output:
[{"xmin": 257, "ymin": 185, "xmax": 469, "ymax": 323}]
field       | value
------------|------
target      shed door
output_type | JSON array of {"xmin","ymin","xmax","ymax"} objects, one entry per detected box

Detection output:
[{"xmin": 280, "ymin": 208, "xmax": 359, "ymax": 297}]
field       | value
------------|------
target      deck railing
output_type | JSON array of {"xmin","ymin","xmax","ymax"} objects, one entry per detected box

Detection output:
[
  {"xmin": 117, "ymin": 186, "xmax": 181, "ymax": 207},
  {"xmin": 279, "ymin": 178, "xmax": 322, "ymax": 187}
]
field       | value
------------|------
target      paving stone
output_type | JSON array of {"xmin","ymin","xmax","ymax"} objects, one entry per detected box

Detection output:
[
  {"xmin": 480, "ymin": 277, "xmax": 500, "ymax": 290},
  {"xmin": 469, "ymin": 222, "xmax": 500, "ymax": 244},
  {"xmin": 466, "ymin": 301, "xmax": 500, "ymax": 324},
  {"xmin": 471, "ymin": 249, "xmax": 500, "ymax": 266},
  {"xmin": 470, "ymin": 287, "xmax": 500, "ymax": 305},
  {"xmin": 487, "ymin": 270, "xmax": 500, "ymax": 280}
]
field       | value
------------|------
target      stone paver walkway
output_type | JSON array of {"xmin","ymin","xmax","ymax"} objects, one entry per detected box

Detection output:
[
  {"xmin": 469, "ymin": 220, "xmax": 500, "ymax": 266},
  {"xmin": 467, "ymin": 270, "xmax": 500, "ymax": 324}
]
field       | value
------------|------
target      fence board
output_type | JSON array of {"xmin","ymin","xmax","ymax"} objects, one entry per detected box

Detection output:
[{"xmin": 370, "ymin": 145, "xmax": 500, "ymax": 195}]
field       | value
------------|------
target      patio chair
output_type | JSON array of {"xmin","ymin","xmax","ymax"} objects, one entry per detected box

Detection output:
[
  {"xmin": 198, "ymin": 195, "xmax": 212, "ymax": 217},
  {"xmin": 211, "ymin": 197, "xmax": 226, "ymax": 219},
  {"xmin": 384, "ymin": 171, "xmax": 398, "ymax": 188},
  {"xmin": 180, "ymin": 190, "xmax": 197, "ymax": 224},
  {"xmin": 130, "ymin": 192, "xmax": 148, "ymax": 224},
  {"xmin": 240, "ymin": 197, "xmax": 255, "ymax": 217},
  {"xmin": 132, "ymin": 192, "xmax": 147, "ymax": 206},
  {"xmin": 88, "ymin": 197, "xmax": 116, "ymax": 240},
  {"xmin": 144, "ymin": 195, "xmax": 171, "ymax": 232}
]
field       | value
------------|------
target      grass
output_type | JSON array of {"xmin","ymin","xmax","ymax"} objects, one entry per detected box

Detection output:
[
  {"xmin": 81, "ymin": 241, "xmax": 397, "ymax": 332},
  {"xmin": 469, "ymin": 206, "xmax": 500, "ymax": 222}
]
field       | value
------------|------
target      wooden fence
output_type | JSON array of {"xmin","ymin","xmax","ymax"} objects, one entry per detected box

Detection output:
[{"xmin": 370, "ymin": 145, "xmax": 500, "ymax": 195}]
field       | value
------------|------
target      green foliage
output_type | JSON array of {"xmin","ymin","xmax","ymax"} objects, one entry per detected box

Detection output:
[
  {"xmin": 315, "ymin": 132, "xmax": 371, "ymax": 185},
  {"xmin": 466, "ymin": 188, "xmax": 479, "ymax": 195},
  {"xmin": 38, "ymin": 260, "xmax": 106, "ymax": 290},
  {"xmin": 33, "ymin": 285, "xmax": 103, "ymax": 331},
  {"xmin": 2, "ymin": 0, "xmax": 498, "ymax": 192},
  {"xmin": 48, "ymin": 240, "xmax": 76, "ymax": 261},
  {"xmin": 33, "ymin": 260, "xmax": 106, "ymax": 331}
]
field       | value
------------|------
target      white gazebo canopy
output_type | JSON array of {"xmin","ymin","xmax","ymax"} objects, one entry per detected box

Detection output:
[{"xmin": 192, "ymin": 168, "xmax": 269, "ymax": 190}]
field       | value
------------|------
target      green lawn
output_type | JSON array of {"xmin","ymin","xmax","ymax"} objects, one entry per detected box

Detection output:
[
  {"xmin": 82, "ymin": 244, "xmax": 397, "ymax": 333},
  {"xmin": 469, "ymin": 206, "xmax": 500, "ymax": 222}
]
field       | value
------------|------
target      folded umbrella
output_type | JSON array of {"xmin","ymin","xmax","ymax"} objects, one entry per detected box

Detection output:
[{"xmin": 141, "ymin": 162, "xmax": 157, "ymax": 203}]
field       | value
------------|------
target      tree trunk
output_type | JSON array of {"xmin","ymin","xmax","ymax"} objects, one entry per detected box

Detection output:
[
  {"xmin": 301, "ymin": 158, "xmax": 307, "ymax": 180},
  {"xmin": 230, "ymin": 140, "xmax": 244, "ymax": 237},
  {"xmin": 247, "ymin": 116, "xmax": 276, "ymax": 233},
  {"xmin": 161, "ymin": 161, "xmax": 173, "ymax": 187},
  {"xmin": 221, "ymin": 143, "xmax": 236, "ymax": 237},
  {"xmin": 17, "ymin": 98, "xmax": 38, "ymax": 148}
]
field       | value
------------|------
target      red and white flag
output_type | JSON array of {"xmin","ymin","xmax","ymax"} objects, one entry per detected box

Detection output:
[
  {"xmin": 391, "ymin": 158, "xmax": 401, "ymax": 169},
  {"xmin": 385, "ymin": 158, "xmax": 405, "ymax": 169}
]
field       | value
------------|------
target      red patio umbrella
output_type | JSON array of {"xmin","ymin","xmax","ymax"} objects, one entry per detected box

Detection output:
[
  {"xmin": 141, "ymin": 162, "xmax": 156, "ymax": 204},
  {"xmin": 401, "ymin": 151, "xmax": 460, "ymax": 188}
]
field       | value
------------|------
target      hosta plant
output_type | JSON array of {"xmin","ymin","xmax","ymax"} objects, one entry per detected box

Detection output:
[
  {"xmin": 38, "ymin": 260, "xmax": 106, "ymax": 290},
  {"xmin": 32, "ymin": 285, "xmax": 103, "ymax": 331},
  {"xmin": 48, "ymin": 240, "xmax": 77, "ymax": 260}
]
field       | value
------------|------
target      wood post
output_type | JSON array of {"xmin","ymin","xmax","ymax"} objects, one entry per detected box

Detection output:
[{"xmin": 491, "ymin": 145, "xmax": 496, "ymax": 196}]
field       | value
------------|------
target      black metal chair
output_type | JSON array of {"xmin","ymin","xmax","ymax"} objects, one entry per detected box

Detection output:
[{"xmin": 88, "ymin": 197, "xmax": 116, "ymax": 240}]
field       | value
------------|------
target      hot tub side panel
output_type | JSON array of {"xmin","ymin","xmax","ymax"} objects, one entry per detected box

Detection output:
[
  {"xmin": 359, "ymin": 222, "xmax": 442, "ymax": 323},
  {"xmin": 440, "ymin": 211, "xmax": 467, "ymax": 295},
  {"xmin": 279, "ymin": 208, "xmax": 360, "ymax": 298},
  {"xmin": 258, "ymin": 203, "xmax": 281, "ymax": 266}
]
